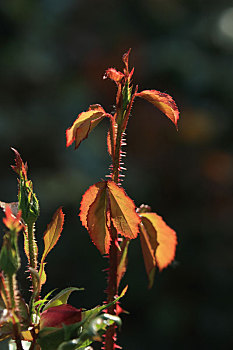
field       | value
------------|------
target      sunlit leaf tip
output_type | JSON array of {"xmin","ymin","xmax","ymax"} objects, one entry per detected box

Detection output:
[
  {"xmin": 136, "ymin": 90, "xmax": 180, "ymax": 129},
  {"xmin": 66, "ymin": 104, "xmax": 107, "ymax": 149}
]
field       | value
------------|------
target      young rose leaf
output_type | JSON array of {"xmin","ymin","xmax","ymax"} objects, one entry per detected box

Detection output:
[
  {"xmin": 2, "ymin": 205, "xmax": 22, "ymax": 233},
  {"xmin": 43, "ymin": 287, "xmax": 84, "ymax": 311},
  {"xmin": 117, "ymin": 238, "xmax": 130, "ymax": 288},
  {"xmin": 39, "ymin": 262, "xmax": 47, "ymax": 287},
  {"xmin": 41, "ymin": 207, "xmax": 64, "ymax": 263},
  {"xmin": 0, "ymin": 201, "xmax": 19, "ymax": 218},
  {"xmin": 87, "ymin": 183, "xmax": 111, "ymax": 255},
  {"xmin": 140, "ymin": 212, "xmax": 177, "ymax": 286},
  {"xmin": 66, "ymin": 104, "xmax": 107, "ymax": 149},
  {"xmin": 107, "ymin": 181, "xmax": 140, "ymax": 239},
  {"xmin": 136, "ymin": 90, "xmax": 179, "ymax": 129},
  {"xmin": 139, "ymin": 217, "xmax": 159, "ymax": 289},
  {"xmin": 104, "ymin": 68, "xmax": 124, "ymax": 84},
  {"xmin": 80, "ymin": 181, "xmax": 140, "ymax": 255},
  {"xmin": 11, "ymin": 148, "xmax": 28, "ymax": 178}
]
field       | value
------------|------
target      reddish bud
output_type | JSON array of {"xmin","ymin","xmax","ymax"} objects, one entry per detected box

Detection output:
[{"xmin": 40, "ymin": 304, "xmax": 82, "ymax": 329}]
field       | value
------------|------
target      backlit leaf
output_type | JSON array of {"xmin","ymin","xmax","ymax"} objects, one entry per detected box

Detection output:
[
  {"xmin": 0, "ymin": 201, "xmax": 19, "ymax": 218},
  {"xmin": 139, "ymin": 217, "xmax": 158, "ymax": 289},
  {"xmin": 104, "ymin": 68, "xmax": 124, "ymax": 83},
  {"xmin": 41, "ymin": 208, "xmax": 64, "ymax": 263},
  {"xmin": 108, "ymin": 181, "xmax": 140, "ymax": 239},
  {"xmin": 66, "ymin": 104, "xmax": 107, "ymax": 149},
  {"xmin": 11, "ymin": 148, "xmax": 28, "ymax": 178},
  {"xmin": 39, "ymin": 262, "xmax": 47, "ymax": 287},
  {"xmin": 136, "ymin": 90, "xmax": 179, "ymax": 129},
  {"xmin": 140, "ymin": 212, "xmax": 177, "ymax": 283},
  {"xmin": 87, "ymin": 183, "xmax": 111, "ymax": 255},
  {"xmin": 43, "ymin": 287, "xmax": 84, "ymax": 311},
  {"xmin": 80, "ymin": 181, "xmax": 140, "ymax": 255},
  {"xmin": 117, "ymin": 238, "xmax": 129, "ymax": 288}
]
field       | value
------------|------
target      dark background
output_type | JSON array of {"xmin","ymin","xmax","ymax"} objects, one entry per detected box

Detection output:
[{"xmin": 1, "ymin": 0, "xmax": 233, "ymax": 349}]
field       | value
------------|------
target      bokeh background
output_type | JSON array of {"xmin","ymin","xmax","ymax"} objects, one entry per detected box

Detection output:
[{"xmin": 1, "ymin": 0, "xmax": 233, "ymax": 349}]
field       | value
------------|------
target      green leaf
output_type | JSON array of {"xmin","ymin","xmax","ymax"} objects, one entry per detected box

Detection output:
[
  {"xmin": 38, "ymin": 287, "xmax": 127, "ymax": 350},
  {"xmin": 37, "ymin": 320, "xmax": 84, "ymax": 350},
  {"xmin": 0, "ymin": 231, "xmax": 20, "ymax": 277},
  {"xmin": 38, "ymin": 262, "xmax": 47, "ymax": 287},
  {"xmin": 43, "ymin": 287, "xmax": 84, "ymax": 311}
]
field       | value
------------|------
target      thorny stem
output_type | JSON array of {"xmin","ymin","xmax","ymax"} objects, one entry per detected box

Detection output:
[
  {"xmin": 8, "ymin": 275, "xmax": 16, "ymax": 309},
  {"xmin": 105, "ymin": 122, "xmax": 123, "ymax": 350},
  {"xmin": 112, "ymin": 125, "xmax": 123, "ymax": 184},
  {"xmin": 27, "ymin": 223, "xmax": 38, "ymax": 297}
]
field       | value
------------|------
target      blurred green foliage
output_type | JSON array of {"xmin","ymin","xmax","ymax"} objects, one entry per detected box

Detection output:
[{"xmin": 1, "ymin": 0, "xmax": 233, "ymax": 349}]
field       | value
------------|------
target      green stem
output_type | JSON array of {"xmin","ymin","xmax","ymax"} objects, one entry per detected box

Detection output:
[
  {"xmin": 27, "ymin": 223, "xmax": 38, "ymax": 295},
  {"xmin": 8, "ymin": 276, "xmax": 23, "ymax": 350},
  {"xmin": 8, "ymin": 275, "xmax": 16, "ymax": 310}
]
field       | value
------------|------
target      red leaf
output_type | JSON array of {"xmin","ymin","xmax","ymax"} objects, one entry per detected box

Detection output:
[
  {"xmin": 122, "ymin": 49, "xmax": 131, "ymax": 74},
  {"xmin": 80, "ymin": 181, "xmax": 140, "ymax": 255},
  {"xmin": 66, "ymin": 104, "xmax": 107, "ymax": 149},
  {"xmin": 79, "ymin": 183, "xmax": 100, "ymax": 230},
  {"xmin": 3, "ymin": 206, "xmax": 22, "ymax": 233},
  {"xmin": 40, "ymin": 304, "xmax": 82, "ymax": 329},
  {"xmin": 87, "ymin": 182, "xmax": 111, "ymax": 255},
  {"xmin": 107, "ymin": 181, "xmax": 140, "ymax": 239},
  {"xmin": 0, "ymin": 201, "xmax": 19, "ymax": 218},
  {"xmin": 139, "ymin": 212, "xmax": 177, "ymax": 287},
  {"xmin": 104, "ymin": 68, "xmax": 124, "ymax": 84},
  {"xmin": 136, "ymin": 90, "xmax": 179, "ymax": 129},
  {"xmin": 11, "ymin": 148, "xmax": 28, "ymax": 179}
]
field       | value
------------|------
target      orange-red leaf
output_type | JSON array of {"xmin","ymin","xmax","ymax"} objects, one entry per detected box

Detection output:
[
  {"xmin": 66, "ymin": 104, "xmax": 107, "ymax": 149},
  {"xmin": 41, "ymin": 207, "xmax": 64, "ymax": 263},
  {"xmin": 136, "ymin": 90, "xmax": 179, "ymax": 129},
  {"xmin": 107, "ymin": 181, "xmax": 140, "ymax": 239},
  {"xmin": 104, "ymin": 68, "xmax": 124, "ymax": 83},
  {"xmin": 79, "ymin": 181, "xmax": 140, "ymax": 255},
  {"xmin": 117, "ymin": 238, "xmax": 129, "ymax": 288},
  {"xmin": 79, "ymin": 182, "xmax": 100, "ymax": 230},
  {"xmin": 139, "ymin": 212, "xmax": 177, "ymax": 288},
  {"xmin": 2, "ymin": 206, "xmax": 22, "ymax": 233},
  {"xmin": 139, "ymin": 217, "xmax": 158, "ymax": 289},
  {"xmin": 11, "ymin": 148, "xmax": 28, "ymax": 179},
  {"xmin": 87, "ymin": 182, "xmax": 111, "ymax": 255}
]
